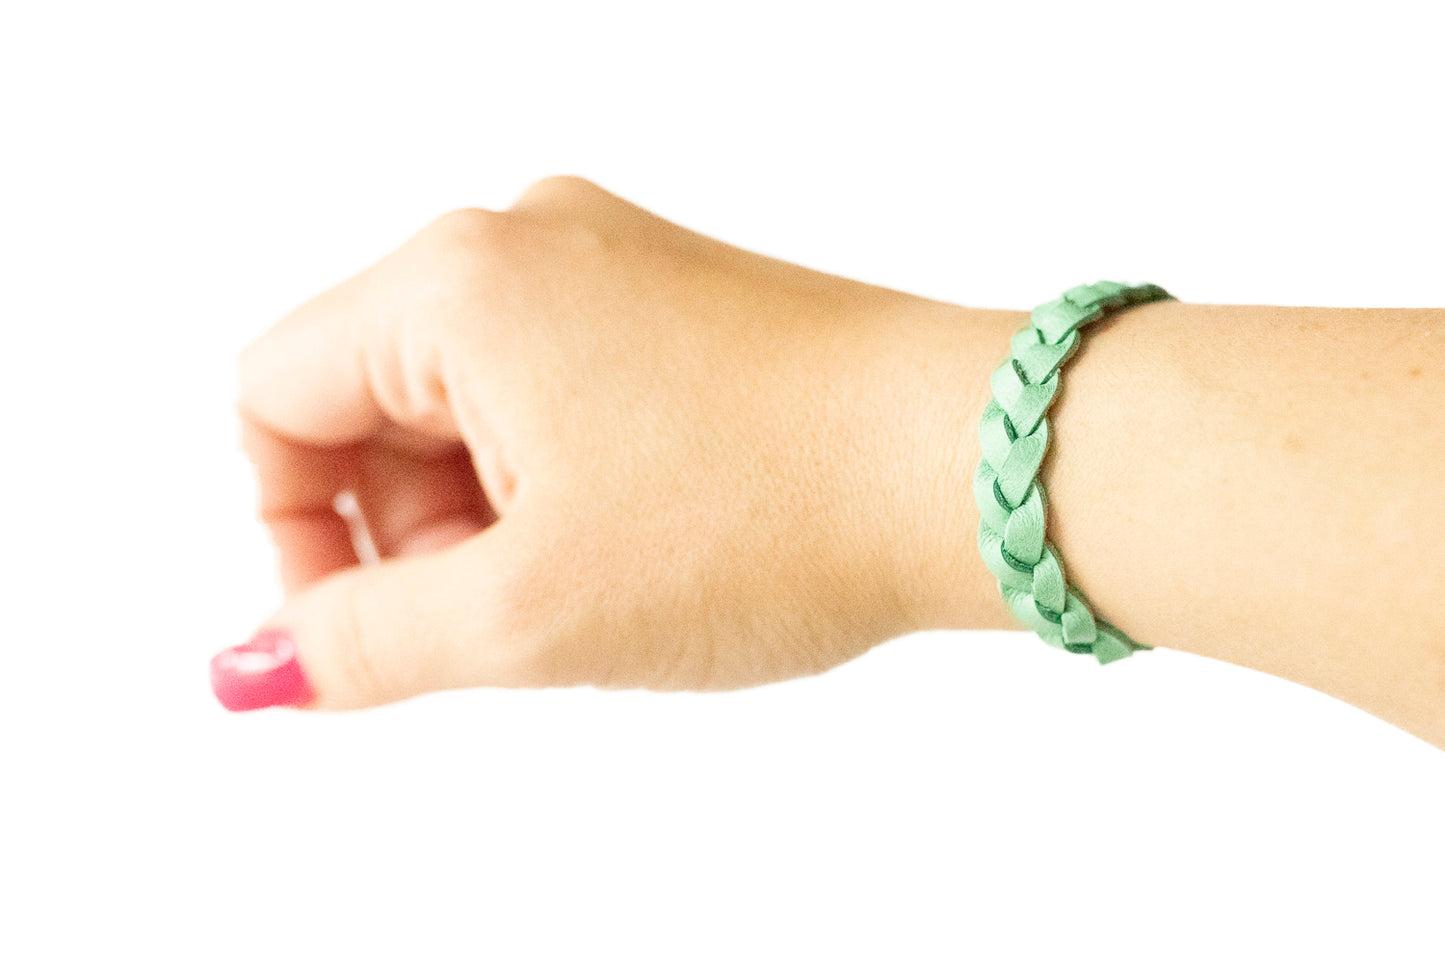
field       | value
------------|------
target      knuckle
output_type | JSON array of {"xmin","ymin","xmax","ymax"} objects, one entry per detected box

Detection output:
[
  {"xmin": 410, "ymin": 207, "xmax": 531, "ymax": 344},
  {"xmin": 516, "ymin": 173, "xmax": 602, "ymax": 205},
  {"xmin": 423, "ymin": 205, "xmax": 517, "ymax": 259}
]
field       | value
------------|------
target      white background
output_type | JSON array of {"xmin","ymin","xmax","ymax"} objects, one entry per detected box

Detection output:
[{"xmin": 2, "ymin": 1, "xmax": 1443, "ymax": 960}]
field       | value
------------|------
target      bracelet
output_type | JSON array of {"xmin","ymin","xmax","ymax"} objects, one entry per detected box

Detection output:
[{"xmin": 973, "ymin": 281, "xmax": 1174, "ymax": 664}]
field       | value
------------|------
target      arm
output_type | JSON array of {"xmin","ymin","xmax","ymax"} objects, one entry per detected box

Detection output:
[
  {"xmin": 902, "ymin": 298, "xmax": 1445, "ymax": 748},
  {"xmin": 215, "ymin": 175, "xmax": 1445, "ymax": 750}
]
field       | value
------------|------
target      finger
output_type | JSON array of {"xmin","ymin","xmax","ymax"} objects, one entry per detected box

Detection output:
[
  {"xmin": 236, "ymin": 213, "xmax": 502, "ymax": 590},
  {"xmin": 210, "ymin": 506, "xmax": 557, "ymax": 712},
  {"xmin": 236, "ymin": 213, "xmax": 473, "ymax": 450},
  {"xmin": 352, "ymin": 442, "xmax": 496, "ymax": 558},
  {"xmin": 241, "ymin": 416, "xmax": 361, "ymax": 591}
]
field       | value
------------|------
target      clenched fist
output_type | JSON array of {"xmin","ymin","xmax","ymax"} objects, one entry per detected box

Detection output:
[{"xmin": 212, "ymin": 176, "xmax": 1015, "ymax": 711}]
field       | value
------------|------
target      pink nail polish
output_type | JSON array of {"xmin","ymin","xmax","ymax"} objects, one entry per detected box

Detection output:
[{"xmin": 210, "ymin": 629, "xmax": 315, "ymax": 711}]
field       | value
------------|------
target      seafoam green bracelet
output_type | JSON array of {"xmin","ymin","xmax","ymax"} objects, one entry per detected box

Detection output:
[{"xmin": 974, "ymin": 281, "xmax": 1175, "ymax": 664}]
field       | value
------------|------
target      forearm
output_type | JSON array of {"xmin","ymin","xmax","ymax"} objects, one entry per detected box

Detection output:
[{"xmin": 907, "ymin": 297, "xmax": 1445, "ymax": 747}]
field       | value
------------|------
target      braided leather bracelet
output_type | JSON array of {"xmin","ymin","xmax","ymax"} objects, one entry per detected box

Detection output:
[{"xmin": 973, "ymin": 281, "xmax": 1175, "ymax": 664}]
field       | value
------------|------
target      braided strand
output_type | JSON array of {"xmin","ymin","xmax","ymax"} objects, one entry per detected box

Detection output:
[{"xmin": 973, "ymin": 281, "xmax": 1174, "ymax": 664}]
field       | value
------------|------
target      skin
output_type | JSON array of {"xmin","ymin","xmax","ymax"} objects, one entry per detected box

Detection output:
[{"xmin": 233, "ymin": 175, "xmax": 1445, "ymax": 748}]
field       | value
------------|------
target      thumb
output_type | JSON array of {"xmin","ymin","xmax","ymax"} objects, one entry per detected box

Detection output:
[{"xmin": 210, "ymin": 517, "xmax": 549, "ymax": 711}]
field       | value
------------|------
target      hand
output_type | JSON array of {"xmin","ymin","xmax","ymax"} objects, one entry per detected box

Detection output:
[{"xmin": 212, "ymin": 176, "xmax": 1013, "ymax": 711}]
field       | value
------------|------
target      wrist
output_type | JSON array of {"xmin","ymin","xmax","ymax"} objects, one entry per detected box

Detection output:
[{"xmin": 867, "ymin": 297, "xmax": 1027, "ymax": 635}]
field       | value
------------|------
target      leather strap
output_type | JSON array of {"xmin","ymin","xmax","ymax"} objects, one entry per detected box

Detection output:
[{"xmin": 973, "ymin": 281, "xmax": 1174, "ymax": 664}]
